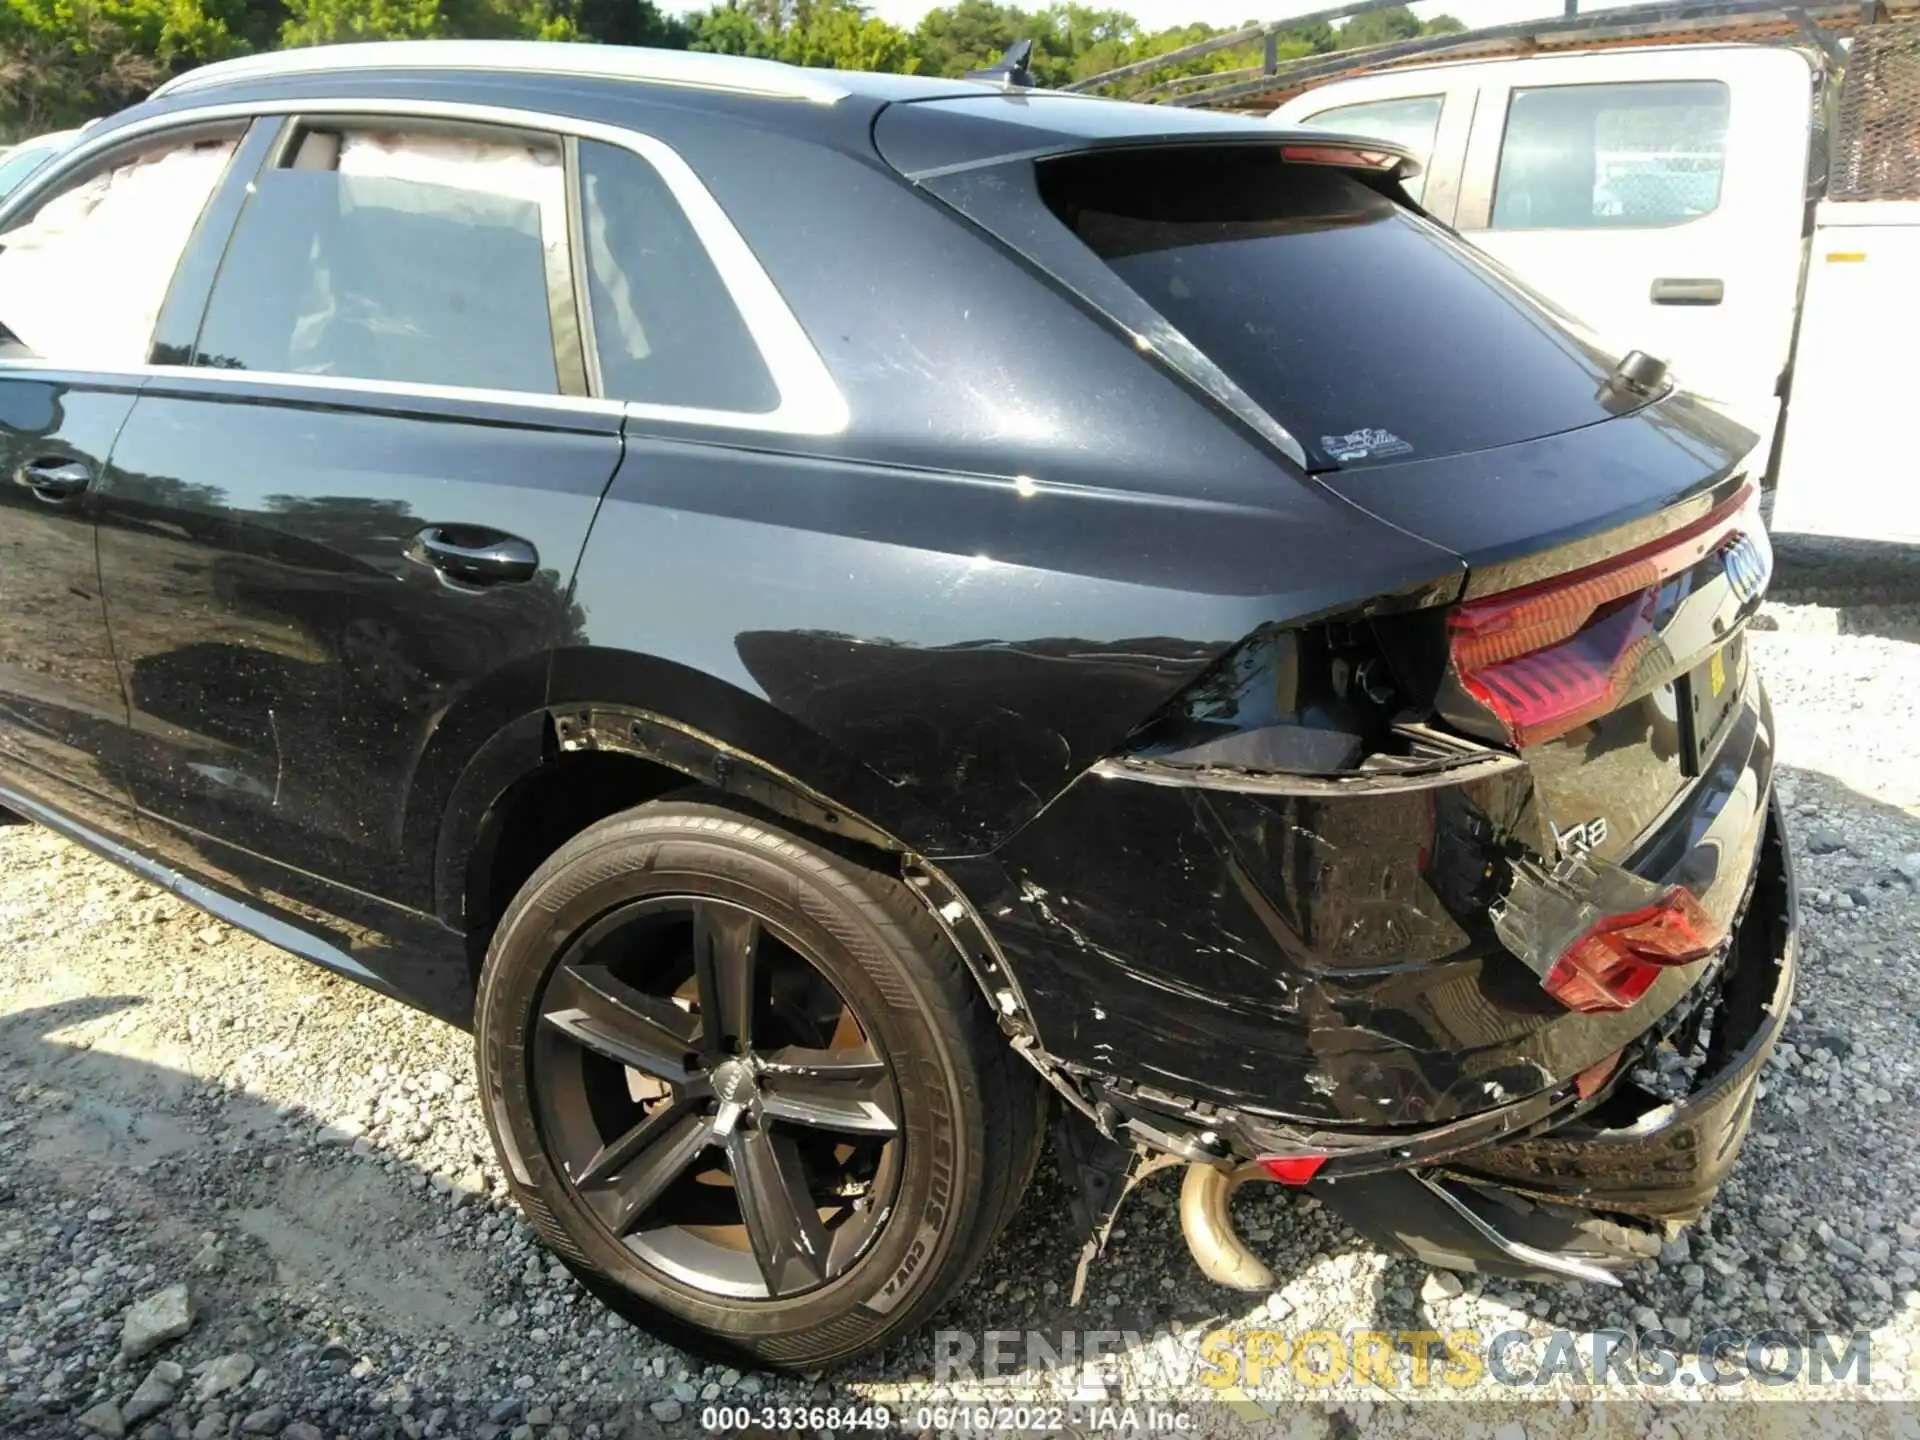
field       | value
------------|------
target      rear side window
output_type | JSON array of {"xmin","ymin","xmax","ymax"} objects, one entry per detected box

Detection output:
[
  {"xmin": 193, "ymin": 128, "xmax": 564, "ymax": 394},
  {"xmin": 0, "ymin": 135, "xmax": 235, "ymax": 369},
  {"xmin": 1038, "ymin": 146, "xmax": 1617, "ymax": 469},
  {"xmin": 1491, "ymin": 81, "xmax": 1730, "ymax": 230},
  {"xmin": 577, "ymin": 139, "xmax": 778, "ymax": 414},
  {"xmin": 1303, "ymin": 96, "xmax": 1443, "ymax": 203}
]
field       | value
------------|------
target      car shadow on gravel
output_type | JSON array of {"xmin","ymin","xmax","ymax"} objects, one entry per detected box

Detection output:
[
  {"xmin": 1770, "ymin": 534, "xmax": 1920, "ymax": 640},
  {"xmin": 0, "ymin": 995, "xmax": 614, "ymax": 1440}
]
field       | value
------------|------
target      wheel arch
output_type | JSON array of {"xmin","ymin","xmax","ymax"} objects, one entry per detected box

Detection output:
[{"xmin": 428, "ymin": 655, "xmax": 1051, "ymax": 1073}]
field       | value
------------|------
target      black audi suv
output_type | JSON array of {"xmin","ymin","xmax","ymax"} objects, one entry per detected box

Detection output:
[{"xmin": 0, "ymin": 40, "xmax": 1791, "ymax": 1367}]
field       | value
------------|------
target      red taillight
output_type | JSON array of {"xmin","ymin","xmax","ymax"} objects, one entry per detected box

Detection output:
[
  {"xmin": 1280, "ymin": 143, "xmax": 1403, "ymax": 171},
  {"xmin": 1449, "ymin": 485, "xmax": 1761, "ymax": 747},
  {"xmin": 1258, "ymin": 1154, "xmax": 1327, "ymax": 1184},
  {"xmin": 1543, "ymin": 885, "xmax": 1720, "ymax": 1013}
]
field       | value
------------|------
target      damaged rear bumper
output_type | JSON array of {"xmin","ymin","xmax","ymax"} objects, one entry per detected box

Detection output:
[
  {"xmin": 945, "ymin": 655, "xmax": 1793, "ymax": 1288},
  {"xmin": 946, "ymin": 672, "xmax": 1780, "ymax": 1133},
  {"xmin": 1300, "ymin": 795, "xmax": 1794, "ymax": 1284}
]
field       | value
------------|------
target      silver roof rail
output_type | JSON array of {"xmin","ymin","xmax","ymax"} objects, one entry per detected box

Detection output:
[{"xmin": 151, "ymin": 40, "xmax": 851, "ymax": 107}]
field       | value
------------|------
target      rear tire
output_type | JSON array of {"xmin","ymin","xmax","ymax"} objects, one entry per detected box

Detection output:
[{"xmin": 475, "ymin": 795, "xmax": 1042, "ymax": 1368}]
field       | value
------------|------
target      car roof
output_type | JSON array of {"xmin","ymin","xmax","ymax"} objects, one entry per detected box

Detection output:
[
  {"xmin": 5, "ymin": 128, "xmax": 81, "ymax": 153},
  {"xmin": 151, "ymin": 40, "xmax": 995, "ymax": 108}
]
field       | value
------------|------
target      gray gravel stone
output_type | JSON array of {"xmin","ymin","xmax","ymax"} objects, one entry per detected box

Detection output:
[
  {"xmin": 76, "ymin": 1400, "xmax": 126, "ymax": 1438},
  {"xmin": 119, "ymin": 1285, "xmax": 195, "ymax": 1361},
  {"xmin": 194, "ymin": 1352, "xmax": 255, "ymax": 1403},
  {"xmin": 239, "ymin": 1403, "xmax": 286, "ymax": 1434},
  {"xmin": 122, "ymin": 1368, "xmax": 178, "ymax": 1425},
  {"xmin": 649, "ymin": 1399, "xmax": 684, "ymax": 1423}
]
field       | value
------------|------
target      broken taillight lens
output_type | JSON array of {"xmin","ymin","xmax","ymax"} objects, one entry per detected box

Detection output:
[
  {"xmin": 1257, "ymin": 1154, "xmax": 1327, "ymax": 1184},
  {"xmin": 1448, "ymin": 485, "xmax": 1762, "ymax": 747},
  {"xmin": 1544, "ymin": 885, "xmax": 1720, "ymax": 1013}
]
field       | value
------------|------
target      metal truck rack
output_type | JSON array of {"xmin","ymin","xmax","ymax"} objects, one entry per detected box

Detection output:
[{"xmin": 1066, "ymin": 0, "xmax": 1919, "ymax": 113}]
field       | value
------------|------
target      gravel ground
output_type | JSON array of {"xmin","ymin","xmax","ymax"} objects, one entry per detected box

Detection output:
[{"xmin": 2, "ymin": 540, "xmax": 1918, "ymax": 1438}]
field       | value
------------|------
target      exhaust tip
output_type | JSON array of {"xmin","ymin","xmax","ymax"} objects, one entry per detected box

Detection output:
[{"xmin": 1178, "ymin": 1161, "xmax": 1277, "ymax": 1291}]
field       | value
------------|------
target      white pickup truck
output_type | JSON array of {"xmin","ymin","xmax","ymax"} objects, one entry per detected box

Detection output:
[{"xmin": 1271, "ymin": 29, "xmax": 1920, "ymax": 542}]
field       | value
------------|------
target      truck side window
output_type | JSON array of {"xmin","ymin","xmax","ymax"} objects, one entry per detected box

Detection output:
[
  {"xmin": 1302, "ymin": 96, "xmax": 1443, "ymax": 204},
  {"xmin": 1491, "ymin": 80, "xmax": 1729, "ymax": 230}
]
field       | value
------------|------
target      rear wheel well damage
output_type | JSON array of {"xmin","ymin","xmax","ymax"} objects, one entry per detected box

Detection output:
[
  {"xmin": 463, "ymin": 744, "xmax": 688, "ymax": 959},
  {"xmin": 452, "ymin": 708, "xmax": 1061, "ymax": 1091}
]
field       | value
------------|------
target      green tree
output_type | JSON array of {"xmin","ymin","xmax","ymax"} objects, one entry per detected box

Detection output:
[
  {"xmin": 688, "ymin": 1, "xmax": 777, "ymax": 56},
  {"xmin": 278, "ymin": 0, "xmax": 578, "ymax": 45},
  {"xmin": 910, "ymin": 0, "xmax": 1027, "ymax": 78},
  {"xmin": 690, "ymin": 0, "xmax": 914, "ymax": 72},
  {"xmin": 278, "ymin": 0, "xmax": 446, "ymax": 45},
  {"xmin": 561, "ymin": 0, "xmax": 686, "ymax": 47},
  {"xmin": 1336, "ymin": 5, "xmax": 1463, "ymax": 49},
  {"xmin": 443, "ymin": 0, "xmax": 577, "ymax": 40},
  {"xmin": 783, "ymin": 1, "xmax": 914, "ymax": 70},
  {"xmin": 0, "ymin": 0, "xmax": 253, "ymax": 124},
  {"xmin": 1047, "ymin": 15, "xmax": 1334, "ymax": 99}
]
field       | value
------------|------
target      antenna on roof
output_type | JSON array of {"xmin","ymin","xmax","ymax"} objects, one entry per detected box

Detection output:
[{"xmin": 967, "ymin": 39, "xmax": 1037, "ymax": 89}]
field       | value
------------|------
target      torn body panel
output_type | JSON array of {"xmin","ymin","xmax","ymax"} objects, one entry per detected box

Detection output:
[
  {"xmin": 1317, "ymin": 802, "xmax": 1794, "ymax": 1283},
  {"xmin": 1043, "ymin": 746, "xmax": 1788, "ymax": 1296},
  {"xmin": 949, "ymin": 659, "xmax": 1775, "ymax": 1133},
  {"xmin": 1450, "ymin": 797, "xmax": 1795, "ymax": 1222}
]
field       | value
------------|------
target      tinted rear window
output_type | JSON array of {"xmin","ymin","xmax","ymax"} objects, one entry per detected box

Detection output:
[{"xmin": 1037, "ymin": 146, "xmax": 1620, "ymax": 468}]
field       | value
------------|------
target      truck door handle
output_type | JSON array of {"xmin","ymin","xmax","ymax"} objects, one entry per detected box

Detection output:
[
  {"xmin": 409, "ymin": 526, "xmax": 539, "ymax": 586},
  {"xmin": 15, "ymin": 456, "xmax": 92, "ymax": 500},
  {"xmin": 1650, "ymin": 277, "xmax": 1724, "ymax": 306}
]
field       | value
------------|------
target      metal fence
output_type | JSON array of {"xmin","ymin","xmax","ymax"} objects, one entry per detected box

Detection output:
[{"xmin": 1832, "ymin": 18, "xmax": 1920, "ymax": 199}]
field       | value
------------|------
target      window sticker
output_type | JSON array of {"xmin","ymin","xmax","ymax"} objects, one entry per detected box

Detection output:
[{"xmin": 1320, "ymin": 427, "xmax": 1413, "ymax": 463}]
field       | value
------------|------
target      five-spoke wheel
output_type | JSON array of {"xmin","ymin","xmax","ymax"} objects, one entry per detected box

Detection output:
[
  {"xmin": 532, "ymin": 897, "xmax": 902, "ymax": 1299},
  {"xmin": 476, "ymin": 797, "xmax": 1044, "ymax": 1366}
]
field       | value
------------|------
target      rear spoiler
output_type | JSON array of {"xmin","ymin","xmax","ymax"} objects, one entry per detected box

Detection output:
[{"xmin": 874, "ymin": 91, "xmax": 1420, "ymax": 185}]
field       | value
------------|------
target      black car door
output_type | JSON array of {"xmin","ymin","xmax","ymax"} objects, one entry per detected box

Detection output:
[
  {"xmin": 94, "ymin": 110, "xmax": 623, "ymax": 911},
  {"xmin": 0, "ymin": 119, "xmax": 254, "ymax": 839}
]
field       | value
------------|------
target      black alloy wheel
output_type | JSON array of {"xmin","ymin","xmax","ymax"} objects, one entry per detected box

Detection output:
[
  {"xmin": 532, "ymin": 895, "xmax": 902, "ymax": 1299},
  {"xmin": 476, "ymin": 796, "xmax": 1047, "ymax": 1367}
]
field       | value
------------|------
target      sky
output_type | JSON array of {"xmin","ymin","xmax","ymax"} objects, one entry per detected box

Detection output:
[{"xmin": 666, "ymin": 0, "xmax": 1654, "ymax": 36}]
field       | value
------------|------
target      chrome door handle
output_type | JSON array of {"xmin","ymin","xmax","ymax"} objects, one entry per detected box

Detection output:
[
  {"xmin": 16, "ymin": 456, "xmax": 92, "ymax": 499},
  {"xmin": 408, "ymin": 526, "xmax": 539, "ymax": 586}
]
